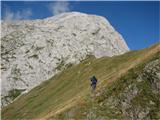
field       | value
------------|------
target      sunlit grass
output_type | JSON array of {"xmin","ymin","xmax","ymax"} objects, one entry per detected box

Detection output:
[{"xmin": 2, "ymin": 43, "xmax": 159, "ymax": 120}]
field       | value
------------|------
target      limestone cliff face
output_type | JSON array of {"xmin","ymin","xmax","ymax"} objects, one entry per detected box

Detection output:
[{"xmin": 1, "ymin": 12, "xmax": 129, "ymax": 107}]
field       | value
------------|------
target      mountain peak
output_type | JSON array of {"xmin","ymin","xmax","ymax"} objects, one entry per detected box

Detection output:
[{"xmin": 1, "ymin": 12, "xmax": 129, "ymax": 107}]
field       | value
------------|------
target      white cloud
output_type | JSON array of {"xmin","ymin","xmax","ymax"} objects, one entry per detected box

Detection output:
[
  {"xmin": 49, "ymin": 1, "xmax": 70, "ymax": 15},
  {"xmin": 3, "ymin": 8, "xmax": 32, "ymax": 21}
]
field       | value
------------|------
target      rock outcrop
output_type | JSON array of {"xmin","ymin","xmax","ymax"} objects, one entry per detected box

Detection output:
[
  {"xmin": 140, "ymin": 59, "xmax": 160, "ymax": 93},
  {"xmin": 96, "ymin": 57, "xmax": 160, "ymax": 120},
  {"xmin": 1, "ymin": 12, "xmax": 129, "ymax": 107},
  {"xmin": 120, "ymin": 58, "xmax": 160, "ymax": 120}
]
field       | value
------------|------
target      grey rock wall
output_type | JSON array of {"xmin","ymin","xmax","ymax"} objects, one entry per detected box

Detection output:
[{"xmin": 1, "ymin": 12, "xmax": 129, "ymax": 107}]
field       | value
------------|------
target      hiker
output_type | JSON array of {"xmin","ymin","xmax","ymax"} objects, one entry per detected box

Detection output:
[{"xmin": 90, "ymin": 76, "xmax": 98, "ymax": 91}]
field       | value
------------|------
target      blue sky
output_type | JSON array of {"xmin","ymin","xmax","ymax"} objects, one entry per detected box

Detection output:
[{"xmin": 1, "ymin": 1, "xmax": 159, "ymax": 50}]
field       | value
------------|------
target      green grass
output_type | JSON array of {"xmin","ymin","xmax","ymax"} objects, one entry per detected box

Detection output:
[
  {"xmin": 2, "ymin": 43, "xmax": 160, "ymax": 120},
  {"xmin": 53, "ymin": 48, "xmax": 160, "ymax": 120},
  {"xmin": 8, "ymin": 89, "xmax": 25, "ymax": 100},
  {"xmin": 2, "ymin": 89, "xmax": 26, "ymax": 106}
]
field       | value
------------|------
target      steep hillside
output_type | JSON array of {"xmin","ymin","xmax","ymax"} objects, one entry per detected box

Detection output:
[
  {"xmin": 1, "ymin": 12, "xmax": 129, "ymax": 107},
  {"xmin": 1, "ymin": 43, "xmax": 159, "ymax": 120},
  {"xmin": 53, "ymin": 44, "xmax": 160, "ymax": 120}
]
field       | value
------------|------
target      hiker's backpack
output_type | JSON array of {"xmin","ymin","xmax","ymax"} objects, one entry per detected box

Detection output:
[{"xmin": 91, "ymin": 76, "xmax": 97, "ymax": 84}]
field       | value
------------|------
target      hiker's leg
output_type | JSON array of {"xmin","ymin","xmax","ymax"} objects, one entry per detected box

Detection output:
[
  {"xmin": 91, "ymin": 84, "xmax": 96, "ymax": 92},
  {"xmin": 93, "ymin": 84, "xmax": 96, "ymax": 90},
  {"xmin": 91, "ymin": 85, "xmax": 94, "ymax": 93}
]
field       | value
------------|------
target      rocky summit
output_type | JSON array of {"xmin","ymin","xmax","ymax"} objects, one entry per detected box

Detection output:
[{"xmin": 1, "ymin": 12, "xmax": 129, "ymax": 107}]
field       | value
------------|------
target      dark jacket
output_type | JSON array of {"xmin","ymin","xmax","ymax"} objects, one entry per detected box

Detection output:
[{"xmin": 90, "ymin": 76, "xmax": 97, "ymax": 85}]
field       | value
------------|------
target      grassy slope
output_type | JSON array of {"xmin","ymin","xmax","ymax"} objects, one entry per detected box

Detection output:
[
  {"xmin": 53, "ymin": 46, "xmax": 160, "ymax": 120},
  {"xmin": 2, "ymin": 43, "xmax": 160, "ymax": 120}
]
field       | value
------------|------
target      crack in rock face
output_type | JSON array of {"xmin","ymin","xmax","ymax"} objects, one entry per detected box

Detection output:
[{"xmin": 1, "ymin": 12, "xmax": 129, "ymax": 107}]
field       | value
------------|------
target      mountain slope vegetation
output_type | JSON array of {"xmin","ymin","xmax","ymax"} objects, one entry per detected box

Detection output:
[
  {"xmin": 2, "ymin": 43, "xmax": 160, "ymax": 120},
  {"xmin": 53, "ymin": 44, "xmax": 160, "ymax": 120}
]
